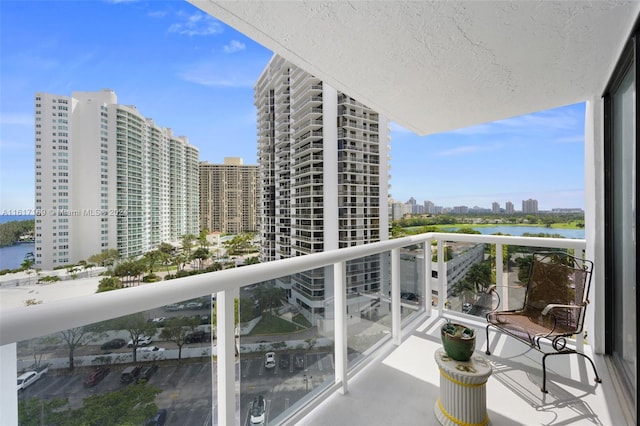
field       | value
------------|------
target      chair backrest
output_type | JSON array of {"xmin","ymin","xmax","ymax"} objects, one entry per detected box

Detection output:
[{"xmin": 522, "ymin": 251, "xmax": 593, "ymax": 334}]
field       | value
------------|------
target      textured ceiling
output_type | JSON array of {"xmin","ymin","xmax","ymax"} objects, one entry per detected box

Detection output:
[{"xmin": 189, "ymin": 1, "xmax": 639, "ymax": 135}]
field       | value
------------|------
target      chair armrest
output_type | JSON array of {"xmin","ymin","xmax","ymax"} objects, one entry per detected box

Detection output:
[{"xmin": 542, "ymin": 303, "xmax": 583, "ymax": 316}]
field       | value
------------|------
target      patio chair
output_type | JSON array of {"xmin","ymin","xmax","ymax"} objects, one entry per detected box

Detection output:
[{"xmin": 485, "ymin": 251, "xmax": 601, "ymax": 393}]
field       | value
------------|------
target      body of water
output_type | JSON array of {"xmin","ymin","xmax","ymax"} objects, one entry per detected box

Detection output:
[
  {"xmin": 0, "ymin": 215, "xmax": 36, "ymax": 270},
  {"xmin": 0, "ymin": 242, "xmax": 35, "ymax": 270},
  {"xmin": 443, "ymin": 225, "xmax": 585, "ymax": 239}
]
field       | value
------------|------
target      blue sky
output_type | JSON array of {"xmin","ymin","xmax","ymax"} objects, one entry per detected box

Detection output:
[{"xmin": 0, "ymin": 0, "xmax": 585, "ymax": 213}]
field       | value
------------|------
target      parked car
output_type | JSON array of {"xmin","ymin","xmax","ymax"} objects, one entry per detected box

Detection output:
[
  {"xmin": 165, "ymin": 303, "xmax": 184, "ymax": 312},
  {"xmin": 136, "ymin": 364, "xmax": 158, "ymax": 383},
  {"xmin": 250, "ymin": 395, "xmax": 266, "ymax": 425},
  {"xmin": 100, "ymin": 338, "xmax": 126, "ymax": 350},
  {"xmin": 294, "ymin": 353, "xmax": 305, "ymax": 370},
  {"xmin": 149, "ymin": 317, "xmax": 166, "ymax": 326},
  {"xmin": 145, "ymin": 408, "xmax": 167, "ymax": 426},
  {"xmin": 264, "ymin": 352, "xmax": 276, "ymax": 369},
  {"xmin": 120, "ymin": 365, "xmax": 142, "ymax": 383},
  {"xmin": 128, "ymin": 335, "xmax": 152, "ymax": 347},
  {"xmin": 401, "ymin": 292, "xmax": 417, "ymax": 301},
  {"xmin": 17, "ymin": 366, "xmax": 48, "ymax": 391},
  {"xmin": 84, "ymin": 366, "xmax": 110, "ymax": 387},
  {"xmin": 185, "ymin": 330, "xmax": 206, "ymax": 343},
  {"xmin": 185, "ymin": 302, "xmax": 204, "ymax": 310},
  {"xmin": 279, "ymin": 353, "xmax": 290, "ymax": 370}
]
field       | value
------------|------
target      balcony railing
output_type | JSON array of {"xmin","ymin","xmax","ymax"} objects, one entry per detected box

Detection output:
[{"xmin": 0, "ymin": 233, "xmax": 586, "ymax": 425}]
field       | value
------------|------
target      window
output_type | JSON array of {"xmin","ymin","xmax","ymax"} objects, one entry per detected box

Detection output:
[{"xmin": 603, "ymin": 30, "xmax": 638, "ymax": 421}]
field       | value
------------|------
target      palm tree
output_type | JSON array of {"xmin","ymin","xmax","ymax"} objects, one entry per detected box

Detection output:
[{"xmin": 21, "ymin": 257, "xmax": 34, "ymax": 284}]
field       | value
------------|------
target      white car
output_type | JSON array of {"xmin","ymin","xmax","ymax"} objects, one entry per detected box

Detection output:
[
  {"xmin": 250, "ymin": 395, "xmax": 266, "ymax": 425},
  {"xmin": 264, "ymin": 352, "xmax": 276, "ymax": 369},
  {"xmin": 128, "ymin": 335, "xmax": 152, "ymax": 347}
]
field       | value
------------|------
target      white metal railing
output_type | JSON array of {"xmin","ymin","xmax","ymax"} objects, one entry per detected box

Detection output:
[{"xmin": 0, "ymin": 233, "xmax": 585, "ymax": 425}]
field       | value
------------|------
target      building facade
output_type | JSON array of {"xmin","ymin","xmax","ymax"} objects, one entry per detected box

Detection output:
[
  {"xmin": 199, "ymin": 158, "xmax": 259, "ymax": 234},
  {"xmin": 34, "ymin": 89, "xmax": 199, "ymax": 269},
  {"xmin": 505, "ymin": 201, "xmax": 515, "ymax": 214},
  {"xmin": 522, "ymin": 198, "xmax": 539, "ymax": 214},
  {"xmin": 255, "ymin": 55, "xmax": 390, "ymax": 325}
]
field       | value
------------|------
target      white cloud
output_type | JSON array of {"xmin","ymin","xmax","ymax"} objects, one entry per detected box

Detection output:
[
  {"xmin": 435, "ymin": 143, "xmax": 502, "ymax": 157},
  {"xmin": 168, "ymin": 11, "xmax": 223, "ymax": 36},
  {"xmin": 223, "ymin": 40, "xmax": 246, "ymax": 54}
]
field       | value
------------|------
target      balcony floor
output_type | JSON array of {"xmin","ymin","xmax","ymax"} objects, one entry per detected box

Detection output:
[{"xmin": 296, "ymin": 314, "xmax": 627, "ymax": 426}]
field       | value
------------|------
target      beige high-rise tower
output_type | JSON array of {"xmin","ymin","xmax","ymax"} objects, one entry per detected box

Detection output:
[{"xmin": 199, "ymin": 158, "xmax": 259, "ymax": 234}]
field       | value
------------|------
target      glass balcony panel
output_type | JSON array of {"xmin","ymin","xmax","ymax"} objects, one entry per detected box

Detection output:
[
  {"xmin": 238, "ymin": 271, "xmax": 334, "ymax": 425},
  {"xmin": 16, "ymin": 296, "xmax": 214, "ymax": 425}
]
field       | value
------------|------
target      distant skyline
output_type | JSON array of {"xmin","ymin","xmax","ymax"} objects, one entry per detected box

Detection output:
[{"xmin": 1, "ymin": 1, "xmax": 585, "ymax": 213}]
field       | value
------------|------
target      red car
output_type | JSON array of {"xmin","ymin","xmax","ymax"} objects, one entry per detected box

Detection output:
[{"xmin": 84, "ymin": 366, "xmax": 110, "ymax": 387}]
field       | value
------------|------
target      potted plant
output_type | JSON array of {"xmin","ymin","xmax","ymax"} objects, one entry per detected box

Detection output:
[{"xmin": 441, "ymin": 322, "xmax": 476, "ymax": 361}]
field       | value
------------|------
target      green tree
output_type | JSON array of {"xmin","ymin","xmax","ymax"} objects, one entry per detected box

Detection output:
[
  {"xmin": 224, "ymin": 233, "xmax": 254, "ymax": 255},
  {"xmin": 159, "ymin": 316, "xmax": 200, "ymax": 361},
  {"xmin": 254, "ymin": 283, "xmax": 286, "ymax": 314},
  {"xmin": 0, "ymin": 219, "xmax": 34, "ymax": 247},
  {"xmin": 68, "ymin": 382, "xmax": 161, "ymax": 425},
  {"xmin": 451, "ymin": 278, "xmax": 476, "ymax": 303},
  {"xmin": 19, "ymin": 397, "xmax": 69, "ymax": 426},
  {"xmin": 60, "ymin": 327, "xmax": 91, "ymax": 371},
  {"xmin": 192, "ymin": 247, "xmax": 210, "ymax": 270},
  {"xmin": 463, "ymin": 262, "xmax": 492, "ymax": 293},
  {"xmin": 143, "ymin": 250, "xmax": 162, "ymax": 275},
  {"xmin": 21, "ymin": 257, "xmax": 35, "ymax": 284},
  {"xmin": 181, "ymin": 234, "xmax": 197, "ymax": 256},
  {"xmin": 109, "ymin": 313, "xmax": 156, "ymax": 363},
  {"xmin": 198, "ymin": 229, "xmax": 210, "ymax": 248},
  {"xmin": 88, "ymin": 249, "xmax": 120, "ymax": 269},
  {"xmin": 113, "ymin": 259, "xmax": 146, "ymax": 287},
  {"xmin": 97, "ymin": 276, "xmax": 122, "ymax": 293}
]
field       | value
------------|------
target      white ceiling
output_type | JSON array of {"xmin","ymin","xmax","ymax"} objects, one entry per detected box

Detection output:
[{"xmin": 189, "ymin": 1, "xmax": 640, "ymax": 135}]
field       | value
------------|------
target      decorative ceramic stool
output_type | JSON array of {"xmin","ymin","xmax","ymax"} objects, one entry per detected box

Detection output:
[{"xmin": 434, "ymin": 347, "xmax": 492, "ymax": 426}]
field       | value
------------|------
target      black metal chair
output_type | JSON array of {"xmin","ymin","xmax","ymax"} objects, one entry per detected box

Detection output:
[{"xmin": 485, "ymin": 251, "xmax": 601, "ymax": 393}]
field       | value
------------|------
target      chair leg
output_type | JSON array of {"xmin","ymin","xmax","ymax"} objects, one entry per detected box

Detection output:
[
  {"xmin": 576, "ymin": 352, "xmax": 603, "ymax": 384},
  {"xmin": 485, "ymin": 324, "xmax": 491, "ymax": 355},
  {"xmin": 541, "ymin": 351, "xmax": 602, "ymax": 393},
  {"xmin": 541, "ymin": 353, "xmax": 549, "ymax": 393}
]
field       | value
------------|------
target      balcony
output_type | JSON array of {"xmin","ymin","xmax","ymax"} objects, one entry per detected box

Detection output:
[{"xmin": 0, "ymin": 233, "xmax": 627, "ymax": 425}]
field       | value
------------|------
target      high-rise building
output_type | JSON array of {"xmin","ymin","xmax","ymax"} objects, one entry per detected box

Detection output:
[
  {"xmin": 255, "ymin": 55, "xmax": 390, "ymax": 325},
  {"xmin": 424, "ymin": 200, "xmax": 435, "ymax": 214},
  {"xmin": 492, "ymin": 202, "xmax": 500, "ymax": 213},
  {"xmin": 522, "ymin": 198, "xmax": 539, "ymax": 214},
  {"xmin": 34, "ymin": 89, "xmax": 199, "ymax": 270},
  {"xmin": 505, "ymin": 201, "xmax": 515, "ymax": 214},
  {"xmin": 199, "ymin": 158, "xmax": 259, "ymax": 234}
]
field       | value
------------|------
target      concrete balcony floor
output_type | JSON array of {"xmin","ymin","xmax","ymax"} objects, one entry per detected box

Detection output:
[{"xmin": 298, "ymin": 314, "xmax": 627, "ymax": 426}]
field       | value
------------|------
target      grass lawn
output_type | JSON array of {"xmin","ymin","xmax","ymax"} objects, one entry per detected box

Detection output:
[
  {"xmin": 292, "ymin": 313, "xmax": 312, "ymax": 327},
  {"xmin": 249, "ymin": 312, "xmax": 305, "ymax": 335}
]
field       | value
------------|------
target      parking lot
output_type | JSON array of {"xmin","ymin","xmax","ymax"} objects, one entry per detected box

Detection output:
[{"xmin": 17, "ymin": 349, "xmax": 355, "ymax": 425}]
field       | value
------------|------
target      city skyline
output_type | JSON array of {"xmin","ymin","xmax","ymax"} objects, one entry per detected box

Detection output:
[{"xmin": 1, "ymin": 1, "xmax": 586, "ymax": 213}]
